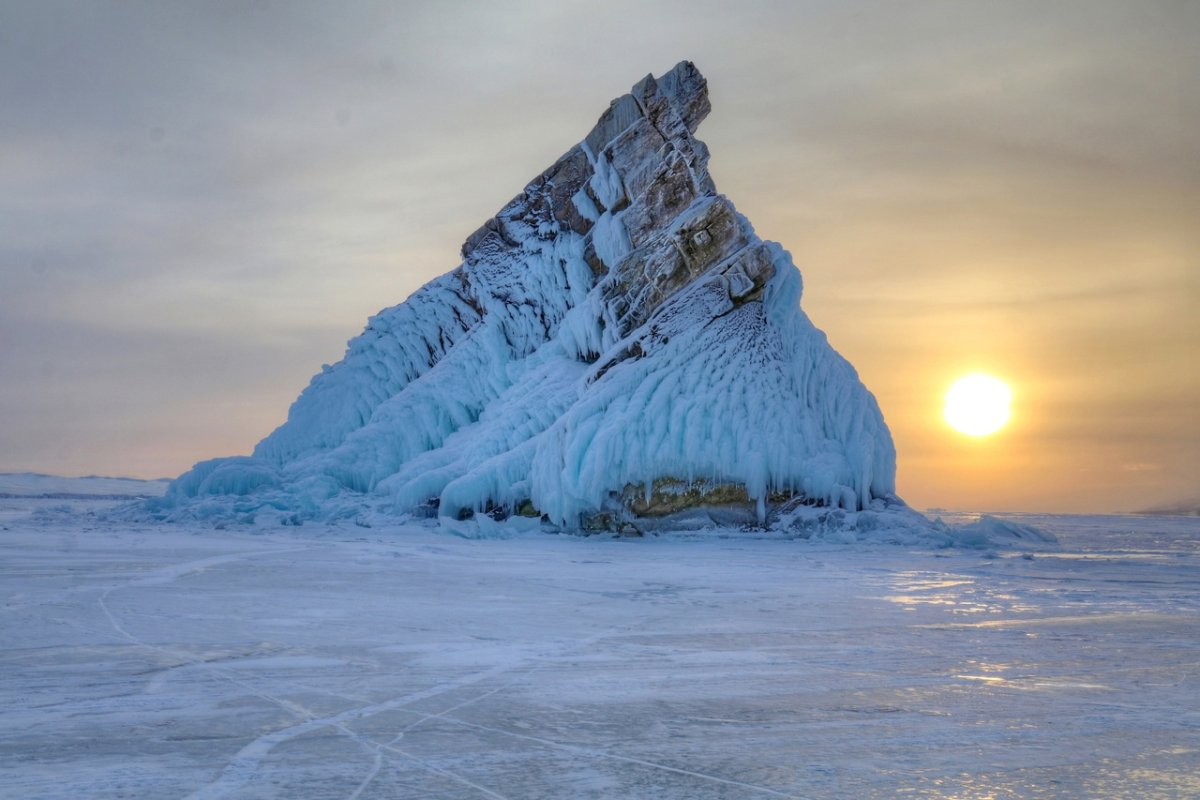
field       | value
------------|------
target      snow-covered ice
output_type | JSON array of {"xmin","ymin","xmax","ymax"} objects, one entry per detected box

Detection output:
[
  {"xmin": 0, "ymin": 472, "xmax": 169, "ymax": 499},
  {"xmin": 2, "ymin": 498, "xmax": 1197, "ymax": 798}
]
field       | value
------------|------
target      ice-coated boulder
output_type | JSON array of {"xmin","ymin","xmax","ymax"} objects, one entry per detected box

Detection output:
[{"xmin": 159, "ymin": 62, "xmax": 899, "ymax": 530}]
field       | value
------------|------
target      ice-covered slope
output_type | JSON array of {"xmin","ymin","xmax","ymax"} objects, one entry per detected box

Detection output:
[{"xmin": 160, "ymin": 62, "xmax": 898, "ymax": 530}]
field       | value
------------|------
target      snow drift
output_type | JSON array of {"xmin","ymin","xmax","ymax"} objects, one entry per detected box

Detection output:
[{"xmin": 158, "ymin": 62, "xmax": 901, "ymax": 531}]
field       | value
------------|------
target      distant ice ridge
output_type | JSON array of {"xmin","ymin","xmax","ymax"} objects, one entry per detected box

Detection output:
[
  {"xmin": 152, "ymin": 62, "xmax": 903, "ymax": 533},
  {"xmin": 0, "ymin": 472, "xmax": 169, "ymax": 498}
]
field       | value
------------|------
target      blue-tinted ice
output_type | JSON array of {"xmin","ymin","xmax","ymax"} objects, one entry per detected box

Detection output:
[{"xmin": 2, "ymin": 500, "xmax": 1197, "ymax": 798}]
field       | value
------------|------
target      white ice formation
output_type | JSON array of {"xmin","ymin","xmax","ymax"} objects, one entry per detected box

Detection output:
[{"xmin": 159, "ymin": 62, "xmax": 900, "ymax": 531}]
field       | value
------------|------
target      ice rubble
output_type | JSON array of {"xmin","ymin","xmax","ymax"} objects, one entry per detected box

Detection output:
[{"xmin": 154, "ymin": 61, "xmax": 910, "ymax": 534}]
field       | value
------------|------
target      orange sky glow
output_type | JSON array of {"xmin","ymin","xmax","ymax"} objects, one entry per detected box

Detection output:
[{"xmin": 1, "ymin": 1, "xmax": 1196, "ymax": 513}]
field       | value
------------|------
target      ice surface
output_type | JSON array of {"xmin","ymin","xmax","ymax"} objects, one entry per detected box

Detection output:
[
  {"xmin": 3, "ymin": 498, "xmax": 1197, "ymax": 798},
  {"xmin": 0, "ymin": 472, "xmax": 169, "ymax": 498},
  {"xmin": 158, "ymin": 62, "xmax": 897, "ymax": 529}
]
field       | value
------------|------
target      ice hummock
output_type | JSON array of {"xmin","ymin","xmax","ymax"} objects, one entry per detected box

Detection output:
[{"xmin": 153, "ymin": 62, "xmax": 904, "ymax": 532}]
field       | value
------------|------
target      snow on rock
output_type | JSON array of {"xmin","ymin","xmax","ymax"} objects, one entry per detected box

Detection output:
[{"xmin": 156, "ymin": 62, "xmax": 903, "ymax": 532}]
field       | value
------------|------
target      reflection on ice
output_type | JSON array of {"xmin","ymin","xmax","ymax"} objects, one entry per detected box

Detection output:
[
  {"xmin": 882, "ymin": 570, "xmax": 1040, "ymax": 616},
  {"xmin": 1, "ymin": 502, "xmax": 1197, "ymax": 799}
]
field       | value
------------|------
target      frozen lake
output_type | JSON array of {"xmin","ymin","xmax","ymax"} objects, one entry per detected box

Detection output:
[{"xmin": 2, "ymin": 500, "xmax": 1197, "ymax": 798}]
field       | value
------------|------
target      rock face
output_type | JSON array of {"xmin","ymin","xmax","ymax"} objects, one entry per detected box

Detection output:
[{"xmin": 162, "ymin": 62, "xmax": 898, "ymax": 529}]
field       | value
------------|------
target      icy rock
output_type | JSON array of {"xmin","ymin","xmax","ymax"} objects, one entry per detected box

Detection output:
[{"xmin": 160, "ymin": 61, "xmax": 899, "ymax": 531}]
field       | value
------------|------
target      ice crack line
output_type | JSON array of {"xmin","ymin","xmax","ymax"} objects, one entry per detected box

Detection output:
[
  {"xmin": 184, "ymin": 662, "xmax": 516, "ymax": 800},
  {"xmin": 119, "ymin": 547, "xmax": 312, "ymax": 588},
  {"xmin": 342, "ymin": 667, "xmax": 544, "ymax": 800},
  {"xmin": 433, "ymin": 714, "xmax": 802, "ymax": 798},
  {"xmin": 4, "ymin": 545, "xmax": 312, "ymax": 614},
  {"xmin": 92, "ymin": 543, "xmax": 346, "ymax": 788},
  {"xmin": 96, "ymin": 545, "xmax": 313, "ymax": 647},
  {"xmin": 188, "ymin": 618, "xmax": 669, "ymax": 799},
  {"xmin": 357, "ymin": 741, "xmax": 512, "ymax": 800},
  {"xmin": 98, "ymin": 574, "xmax": 326, "ymax": 732}
]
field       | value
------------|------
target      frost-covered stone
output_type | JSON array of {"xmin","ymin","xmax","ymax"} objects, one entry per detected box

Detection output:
[{"xmin": 158, "ymin": 61, "xmax": 899, "ymax": 530}]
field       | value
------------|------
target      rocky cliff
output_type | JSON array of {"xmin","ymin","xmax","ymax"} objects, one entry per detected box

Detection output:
[{"xmin": 160, "ymin": 62, "xmax": 899, "ymax": 530}]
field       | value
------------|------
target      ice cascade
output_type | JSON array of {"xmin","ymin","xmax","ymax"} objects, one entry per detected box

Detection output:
[{"xmin": 160, "ymin": 62, "xmax": 899, "ymax": 530}]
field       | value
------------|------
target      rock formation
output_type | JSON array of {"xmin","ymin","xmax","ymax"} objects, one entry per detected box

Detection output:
[{"xmin": 160, "ymin": 62, "xmax": 899, "ymax": 530}]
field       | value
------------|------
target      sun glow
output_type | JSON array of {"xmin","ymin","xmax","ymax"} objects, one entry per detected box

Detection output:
[{"xmin": 944, "ymin": 374, "xmax": 1012, "ymax": 437}]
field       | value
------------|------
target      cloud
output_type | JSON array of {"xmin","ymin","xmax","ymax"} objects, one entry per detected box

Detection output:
[{"xmin": 0, "ymin": 0, "xmax": 1196, "ymax": 511}]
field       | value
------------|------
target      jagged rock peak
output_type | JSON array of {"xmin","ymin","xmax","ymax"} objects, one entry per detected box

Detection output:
[
  {"xmin": 462, "ymin": 60, "xmax": 714, "ymax": 264},
  {"xmin": 157, "ymin": 62, "xmax": 899, "ymax": 531}
]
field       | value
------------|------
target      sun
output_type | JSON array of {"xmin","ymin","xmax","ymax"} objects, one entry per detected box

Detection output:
[{"xmin": 944, "ymin": 374, "xmax": 1012, "ymax": 437}]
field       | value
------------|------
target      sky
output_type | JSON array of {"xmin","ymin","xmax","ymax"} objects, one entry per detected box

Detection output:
[{"xmin": 1, "ymin": 0, "xmax": 1197, "ymax": 513}]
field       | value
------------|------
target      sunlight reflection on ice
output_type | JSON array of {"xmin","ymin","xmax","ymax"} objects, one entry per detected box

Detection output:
[{"xmin": 1, "ymin": 502, "xmax": 1196, "ymax": 798}]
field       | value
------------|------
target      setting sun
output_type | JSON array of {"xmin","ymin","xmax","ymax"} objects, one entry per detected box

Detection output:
[{"xmin": 944, "ymin": 374, "xmax": 1012, "ymax": 437}]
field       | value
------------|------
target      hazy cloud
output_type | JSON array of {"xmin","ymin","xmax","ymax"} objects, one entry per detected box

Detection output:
[{"xmin": 1, "ymin": 0, "xmax": 1196, "ymax": 511}]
